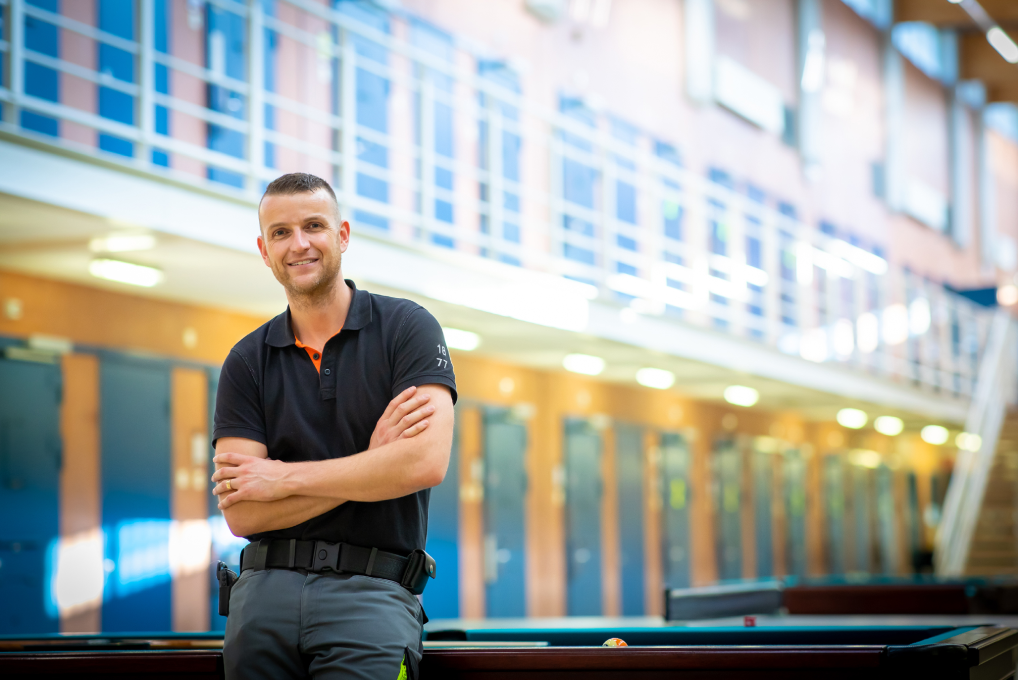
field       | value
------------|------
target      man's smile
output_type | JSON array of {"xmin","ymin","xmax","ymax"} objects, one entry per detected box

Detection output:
[{"xmin": 288, "ymin": 258, "xmax": 319, "ymax": 267}]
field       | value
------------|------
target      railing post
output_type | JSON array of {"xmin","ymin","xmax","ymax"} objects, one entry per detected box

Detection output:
[
  {"xmin": 339, "ymin": 28, "xmax": 356, "ymax": 219},
  {"xmin": 8, "ymin": 0, "xmax": 24, "ymax": 125},
  {"xmin": 138, "ymin": 0, "xmax": 154, "ymax": 164},
  {"xmin": 246, "ymin": 0, "xmax": 264, "ymax": 195},
  {"xmin": 762, "ymin": 213, "xmax": 781, "ymax": 345}
]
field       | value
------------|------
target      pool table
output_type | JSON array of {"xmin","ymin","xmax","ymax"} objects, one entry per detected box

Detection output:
[{"xmin": 2, "ymin": 624, "xmax": 1017, "ymax": 679}]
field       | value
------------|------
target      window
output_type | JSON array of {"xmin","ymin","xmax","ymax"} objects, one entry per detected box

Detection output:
[
  {"xmin": 611, "ymin": 119, "xmax": 639, "ymax": 278},
  {"xmin": 23, "ymin": 0, "xmax": 60, "ymax": 137},
  {"xmin": 152, "ymin": 0, "xmax": 171, "ymax": 167},
  {"xmin": 206, "ymin": 4, "xmax": 247, "ymax": 187},
  {"xmin": 559, "ymin": 97, "xmax": 599, "ymax": 271},
  {"xmin": 478, "ymin": 61, "xmax": 522, "ymax": 265}
]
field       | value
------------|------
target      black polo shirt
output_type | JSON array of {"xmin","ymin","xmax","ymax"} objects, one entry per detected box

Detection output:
[{"xmin": 212, "ymin": 280, "xmax": 457, "ymax": 556}]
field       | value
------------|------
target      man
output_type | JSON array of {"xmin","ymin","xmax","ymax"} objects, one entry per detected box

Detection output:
[{"xmin": 210, "ymin": 172, "xmax": 456, "ymax": 680}]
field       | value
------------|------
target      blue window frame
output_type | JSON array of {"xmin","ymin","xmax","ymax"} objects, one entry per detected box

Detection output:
[
  {"xmin": 152, "ymin": 0, "xmax": 171, "ymax": 166},
  {"xmin": 261, "ymin": 0, "xmax": 279, "ymax": 173},
  {"xmin": 560, "ymin": 97, "xmax": 598, "ymax": 269},
  {"xmin": 777, "ymin": 201, "xmax": 799, "ymax": 328},
  {"xmin": 97, "ymin": 0, "xmax": 136, "ymax": 157},
  {"xmin": 22, "ymin": 0, "xmax": 60, "ymax": 137},
  {"xmin": 478, "ymin": 60, "xmax": 522, "ymax": 266},
  {"xmin": 205, "ymin": 5, "xmax": 247, "ymax": 188},
  {"xmin": 339, "ymin": 0, "xmax": 391, "ymax": 230},
  {"xmin": 412, "ymin": 18, "xmax": 455, "ymax": 247}
]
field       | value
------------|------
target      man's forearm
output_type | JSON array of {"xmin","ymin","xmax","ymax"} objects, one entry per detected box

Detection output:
[
  {"xmin": 283, "ymin": 435, "xmax": 449, "ymax": 504},
  {"xmin": 224, "ymin": 494, "xmax": 344, "ymax": 537}
]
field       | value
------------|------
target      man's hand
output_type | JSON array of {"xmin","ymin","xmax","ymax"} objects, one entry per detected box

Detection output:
[
  {"xmin": 212, "ymin": 452, "xmax": 293, "ymax": 508},
  {"xmin": 369, "ymin": 385, "xmax": 435, "ymax": 450}
]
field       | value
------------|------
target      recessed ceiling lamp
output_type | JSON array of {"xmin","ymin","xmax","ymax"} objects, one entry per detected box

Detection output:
[
  {"xmin": 88, "ymin": 259, "xmax": 164, "ymax": 287},
  {"xmin": 988, "ymin": 26, "xmax": 1018, "ymax": 64},
  {"xmin": 723, "ymin": 385, "xmax": 759, "ymax": 407},
  {"xmin": 921, "ymin": 425, "xmax": 950, "ymax": 445},
  {"xmin": 636, "ymin": 368, "xmax": 675, "ymax": 390},
  {"xmin": 563, "ymin": 353, "xmax": 605, "ymax": 376},
  {"xmin": 874, "ymin": 416, "xmax": 904, "ymax": 436},
  {"xmin": 837, "ymin": 408, "xmax": 868, "ymax": 429},
  {"xmin": 955, "ymin": 432, "xmax": 983, "ymax": 451},
  {"xmin": 442, "ymin": 327, "xmax": 480, "ymax": 351}
]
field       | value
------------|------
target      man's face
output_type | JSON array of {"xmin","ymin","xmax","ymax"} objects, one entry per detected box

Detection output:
[{"xmin": 257, "ymin": 190, "xmax": 349, "ymax": 303}]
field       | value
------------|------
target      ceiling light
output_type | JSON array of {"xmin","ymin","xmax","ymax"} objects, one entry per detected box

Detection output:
[
  {"xmin": 874, "ymin": 416, "xmax": 904, "ymax": 436},
  {"xmin": 998, "ymin": 284, "xmax": 1018, "ymax": 306},
  {"xmin": 987, "ymin": 27, "xmax": 1018, "ymax": 65},
  {"xmin": 442, "ymin": 327, "xmax": 480, "ymax": 351},
  {"xmin": 89, "ymin": 233, "xmax": 157, "ymax": 253},
  {"xmin": 849, "ymin": 449, "xmax": 882, "ymax": 469},
  {"xmin": 723, "ymin": 385, "xmax": 759, "ymax": 407},
  {"xmin": 88, "ymin": 259, "xmax": 164, "ymax": 287},
  {"xmin": 837, "ymin": 408, "xmax": 868, "ymax": 429},
  {"xmin": 955, "ymin": 432, "xmax": 982, "ymax": 451},
  {"xmin": 921, "ymin": 424, "xmax": 950, "ymax": 445},
  {"xmin": 563, "ymin": 353, "xmax": 605, "ymax": 376},
  {"xmin": 636, "ymin": 367, "xmax": 675, "ymax": 390}
]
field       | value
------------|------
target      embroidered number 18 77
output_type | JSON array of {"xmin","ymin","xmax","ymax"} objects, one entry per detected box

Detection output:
[{"xmin": 436, "ymin": 344, "xmax": 448, "ymax": 368}]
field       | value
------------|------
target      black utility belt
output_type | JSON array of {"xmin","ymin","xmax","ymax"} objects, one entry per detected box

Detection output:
[{"xmin": 239, "ymin": 539, "xmax": 436, "ymax": 596}]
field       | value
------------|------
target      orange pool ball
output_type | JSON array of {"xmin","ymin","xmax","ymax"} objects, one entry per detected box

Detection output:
[{"xmin": 602, "ymin": 638, "xmax": 628, "ymax": 647}]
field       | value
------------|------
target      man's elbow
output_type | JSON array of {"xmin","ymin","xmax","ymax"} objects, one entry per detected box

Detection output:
[
  {"xmin": 222, "ymin": 506, "xmax": 253, "ymax": 539},
  {"xmin": 413, "ymin": 441, "xmax": 450, "ymax": 490}
]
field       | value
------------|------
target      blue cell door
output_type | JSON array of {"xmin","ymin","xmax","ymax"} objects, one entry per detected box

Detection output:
[
  {"xmin": 823, "ymin": 455, "xmax": 846, "ymax": 575},
  {"xmin": 850, "ymin": 464, "xmax": 873, "ymax": 573},
  {"xmin": 565, "ymin": 419, "xmax": 602, "ymax": 615},
  {"xmin": 661, "ymin": 432, "xmax": 691, "ymax": 589},
  {"xmin": 0, "ymin": 356, "xmax": 61, "ymax": 634},
  {"xmin": 483, "ymin": 407, "xmax": 527, "ymax": 617},
  {"xmin": 615, "ymin": 424, "xmax": 644, "ymax": 615},
  {"xmin": 713, "ymin": 439, "xmax": 742, "ymax": 581},
  {"xmin": 423, "ymin": 414, "xmax": 459, "ymax": 619},
  {"xmin": 752, "ymin": 445, "xmax": 773, "ymax": 578},
  {"xmin": 207, "ymin": 367, "xmax": 227, "ymax": 632},
  {"xmin": 100, "ymin": 359, "xmax": 172, "ymax": 632},
  {"xmin": 783, "ymin": 449, "xmax": 807, "ymax": 577}
]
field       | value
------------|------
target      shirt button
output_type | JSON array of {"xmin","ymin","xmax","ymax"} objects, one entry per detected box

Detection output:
[
  {"xmin": 313, "ymin": 353, "xmax": 320, "ymax": 360},
  {"xmin": 323, "ymin": 368, "xmax": 331, "ymax": 376}
]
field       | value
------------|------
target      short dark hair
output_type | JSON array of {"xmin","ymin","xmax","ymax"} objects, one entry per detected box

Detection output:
[{"xmin": 260, "ymin": 172, "xmax": 340, "ymax": 217}]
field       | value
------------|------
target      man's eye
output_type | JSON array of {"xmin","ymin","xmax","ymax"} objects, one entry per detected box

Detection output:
[
  {"xmin": 274, "ymin": 230, "xmax": 286, "ymax": 237},
  {"xmin": 309, "ymin": 223, "xmax": 321, "ymax": 229}
]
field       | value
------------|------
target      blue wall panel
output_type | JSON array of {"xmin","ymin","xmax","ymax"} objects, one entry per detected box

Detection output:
[
  {"xmin": 0, "ymin": 358, "xmax": 61, "ymax": 634},
  {"xmin": 423, "ymin": 415, "xmax": 459, "ymax": 618},
  {"xmin": 483, "ymin": 408, "xmax": 527, "ymax": 617},
  {"xmin": 661, "ymin": 432, "xmax": 690, "ymax": 589},
  {"xmin": 100, "ymin": 359, "xmax": 172, "ymax": 632},
  {"xmin": 752, "ymin": 447, "xmax": 773, "ymax": 578},
  {"xmin": 565, "ymin": 418, "xmax": 602, "ymax": 616},
  {"xmin": 615, "ymin": 424, "xmax": 644, "ymax": 616}
]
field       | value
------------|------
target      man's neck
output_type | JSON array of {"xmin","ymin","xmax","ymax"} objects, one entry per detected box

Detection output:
[{"xmin": 288, "ymin": 276, "xmax": 353, "ymax": 350}]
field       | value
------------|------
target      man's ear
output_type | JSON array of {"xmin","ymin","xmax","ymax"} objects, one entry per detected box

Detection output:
[
  {"xmin": 339, "ymin": 219, "xmax": 351, "ymax": 254},
  {"xmin": 257, "ymin": 235, "xmax": 271, "ymax": 267}
]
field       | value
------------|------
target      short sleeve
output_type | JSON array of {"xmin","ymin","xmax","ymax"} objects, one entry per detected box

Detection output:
[
  {"xmin": 212, "ymin": 349, "xmax": 267, "ymax": 446},
  {"xmin": 391, "ymin": 307, "xmax": 458, "ymax": 404}
]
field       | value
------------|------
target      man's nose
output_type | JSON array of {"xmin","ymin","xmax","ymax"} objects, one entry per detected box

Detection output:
[{"xmin": 292, "ymin": 227, "xmax": 311, "ymax": 250}]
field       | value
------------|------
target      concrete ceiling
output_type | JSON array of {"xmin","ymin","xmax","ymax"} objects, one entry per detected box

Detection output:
[{"xmin": 0, "ymin": 192, "xmax": 960, "ymax": 427}]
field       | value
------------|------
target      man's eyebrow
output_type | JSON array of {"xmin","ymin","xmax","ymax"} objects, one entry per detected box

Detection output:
[{"xmin": 265, "ymin": 215, "xmax": 330, "ymax": 231}]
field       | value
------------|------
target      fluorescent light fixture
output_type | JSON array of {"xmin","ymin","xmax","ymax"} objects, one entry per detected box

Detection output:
[
  {"xmin": 955, "ymin": 432, "xmax": 982, "ymax": 451},
  {"xmin": 837, "ymin": 408, "xmax": 868, "ymax": 429},
  {"xmin": 988, "ymin": 27, "xmax": 1018, "ymax": 65},
  {"xmin": 874, "ymin": 416, "xmax": 904, "ymax": 436},
  {"xmin": 636, "ymin": 367, "xmax": 675, "ymax": 390},
  {"xmin": 921, "ymin": 424, "xmax": 950, "ymax": 445},
  {"xmin": 829, "ymin": 239, "xmax": 888, "ymax": 275},
  {"xmin": 89, "ymin": 259, "xmax": 164, "ymax": 287},
  {"xmin": 800, "ymin": 327, "xmax": 828, "ymax": 363},
  {"xmin": 833, "ymin": 319, "xmax": 854, "ymax": 357},
  {"xmin": 442, "ymin": 327, "xmax": 480, "ymax": 351},
  {"xmin": 89, "ymin": 233, "xmax": 157, "ymax": 253},
  {"xmin": 724, "ymin": 385, "xmax": 759, "ymax": 407},
  {"xmin": 849, "ymin": 449, "xmax": 882, "ymax": 469},
  {"xmin": 563, "ymin": 353, "xmax": 605, "ymax": 376}
]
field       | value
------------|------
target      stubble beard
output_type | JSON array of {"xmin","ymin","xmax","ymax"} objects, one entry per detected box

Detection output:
[{"xmin": 274, "ymin": 250, "xmax": 343, "ymax": 311}]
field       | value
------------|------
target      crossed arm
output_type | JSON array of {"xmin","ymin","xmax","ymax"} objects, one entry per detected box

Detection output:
[{"xmin": 212, "ymin": 384, "xmax": 454, "ymax": 538}]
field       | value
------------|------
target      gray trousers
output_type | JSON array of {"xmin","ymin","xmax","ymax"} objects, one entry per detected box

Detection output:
[{"xmin": 224, "ymin": 568, "xmax": 424, "ymax": 680}]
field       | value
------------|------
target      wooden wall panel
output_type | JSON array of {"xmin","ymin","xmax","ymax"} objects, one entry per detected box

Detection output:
[
  {"xmin": 0, "ymin": 270, "xmax": 265, "ymax": 365},
  {"xmin": 59, "ymin": 353, "xmax": 102, "ymax": 633},
  {"xmin": 457, "ymin": 406, "xmax": 485, "ymax": 618},
  {"xmin": 642, "ymin": 428, "xmax": 663, "ymax": 616},
  {"xmin": 601, "ymin": 426, "xmax": 619, "ymax": 617},
  {"xmin": 170, "ymin": 367, "xmax": 209, "ymax": 632}
]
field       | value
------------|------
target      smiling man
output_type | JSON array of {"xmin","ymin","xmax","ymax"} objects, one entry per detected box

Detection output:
[{"xmin": 210, "ymin": 173, "xmax": 456, "ymax": 680}]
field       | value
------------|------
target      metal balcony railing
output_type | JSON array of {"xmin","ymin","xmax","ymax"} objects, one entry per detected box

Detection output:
[{"xmin": 0, "ymin": 0, "xmax": 1000, "ymax": 401}]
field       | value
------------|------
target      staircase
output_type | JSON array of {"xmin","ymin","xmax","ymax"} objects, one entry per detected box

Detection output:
[
  {"xmin": 936, "ymin": 310, "xmax": 1018, "ymax": 577},
  {"xmin": 964, "ymin": 413, "xmax": 1018, "ymax": 576}
]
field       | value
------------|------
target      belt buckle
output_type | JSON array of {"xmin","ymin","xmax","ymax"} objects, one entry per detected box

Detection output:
[{"xmin": 312, "ymin": 540, "xmax": 340, "ymax": 572}]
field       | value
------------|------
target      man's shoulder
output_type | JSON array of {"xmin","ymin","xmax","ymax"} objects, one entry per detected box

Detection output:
[
  {"xmin": 363, "ymin": 290, "xmax": 428, "ymax": 328},
  {"xmin": 229, "ymin": 312, "xmax": 283, "ymax": 358}
]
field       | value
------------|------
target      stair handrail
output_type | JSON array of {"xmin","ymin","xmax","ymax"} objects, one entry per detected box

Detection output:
[{"xmin": 935, "ymin": 309, "xmax": 1016, "ymax": 576}]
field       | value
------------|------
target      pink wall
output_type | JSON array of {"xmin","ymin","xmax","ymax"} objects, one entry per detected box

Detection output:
[{"xmin": 59, "ymin": 0, "xmax": 97, "ymax": 147}]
